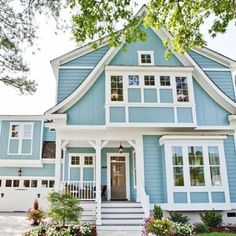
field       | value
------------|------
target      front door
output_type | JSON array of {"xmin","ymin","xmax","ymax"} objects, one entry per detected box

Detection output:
[{"xmin": 110, "ymin": 156, "xmax": 126, "ymax": 200}]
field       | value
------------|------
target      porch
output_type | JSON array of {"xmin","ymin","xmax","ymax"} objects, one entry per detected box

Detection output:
[{"xmin": 54, "ymin": 133, "xmax": 150, "ymax": 225}]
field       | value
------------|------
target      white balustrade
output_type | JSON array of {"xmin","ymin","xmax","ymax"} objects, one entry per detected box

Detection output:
[
  {"xmin": 61, "ymin": 181, "xmax": 96, "ymax": 200},
  {"xmin": 140, "ymin": 184, "xmax": 150, "ymax": 218}
]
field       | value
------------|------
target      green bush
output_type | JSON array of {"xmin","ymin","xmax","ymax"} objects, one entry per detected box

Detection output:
[
  {"xmin": 194, "ymin": 223, "xmax": 209, "ymax": 233},
  {"xmin": 47, "ymin": 192, "xmax": 83, "ymax": 226},
  {"xmin": 145, "ymin": 218, "xmax": 172, "ymax": 236},
  {"xmin": 172, "ymin": 222, "xmax": 195, "ymax": 235},
  {"xmin": 27, "ymin": 200, "xmax": 45, "ymax": 225},
  {"xmin": 200, "ymin": 209, "xmax": 223, "ymax": 228},
  {"xmin": 153, "ymin": 205, "xmax": 163, "ymax": 219},
  {"xmin": 168, "ymin": 211, "xmax": 189, "ymax": 224}
]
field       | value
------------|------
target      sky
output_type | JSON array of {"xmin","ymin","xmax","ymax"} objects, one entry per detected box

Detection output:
[{"xmin": 0, "ymin": 6, "xmax": 236, "ymax": 115}]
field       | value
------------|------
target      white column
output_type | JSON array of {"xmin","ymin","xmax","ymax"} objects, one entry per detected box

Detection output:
[
  {"xmin": 95, "ymin": 140, "xmax": 102, "ymax": 225},
  {"xmin": 136, "ymin": 136, "xmax": 145, "ymax": 202},
  {"xmin": 55, "ymin": 136, "xmax": 62, "ymax": 191}
]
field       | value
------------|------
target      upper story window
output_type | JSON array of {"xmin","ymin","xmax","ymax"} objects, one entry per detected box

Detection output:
[
  {"xmin": 129, "ymin": 75, "xmax": 139, "ymax": 86},
  {"xmin": 71, "ymin": 156, "xmax": 80, "ymax": 165},
  {"xmin": 160, "ymin": 76, "xmax": 171, "ymax": 86},
  {"xmin": 144, "ymin": 75, "xmax": 155, "ymax": 86},
  {"xmin": 138, "ymin": 51, "xmax": 154, "ymax": 65},
  {"xmin": 84, "ymin": 156, "xmax": 93, "ymax": 165},
  {"xmin": 111, "ymin": 76, "xmax": 123, "ymax": 101},
  {"xmin": 9, "ymin": 123, "xmax": 33, "ymax": 154},
  {"xmin": 176, "ymin": 77, "xmax": 189, "ymax": 102}
]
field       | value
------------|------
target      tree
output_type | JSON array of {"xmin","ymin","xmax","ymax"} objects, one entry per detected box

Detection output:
[
  {"xmin": 70, "ymin": 0, "xmax": 236, "ymax": 58},
  {"xmin": 47, "ymin": 192, "xmax": 83, "ymax": 226},
  {"xmin": 0, "ymin": 0, "xmax": 62, "ymax": 94}
]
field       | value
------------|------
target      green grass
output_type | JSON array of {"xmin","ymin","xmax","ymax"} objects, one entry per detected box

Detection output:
[{"xmin": 197, "ymin": 233, "xmax": 236, "ymax": 236}]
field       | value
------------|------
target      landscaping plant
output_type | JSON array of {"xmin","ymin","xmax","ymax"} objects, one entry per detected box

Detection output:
[
  {"xmin": 27, "ymin": 199, "xmax": 45, "ymax": 225},
  {"xmin": 200, "ymin": 209, "xmax": 223, "ymax": 228},
  {"xmin": 172, "ymin": 222, "xmax": 195, "ymax": 235},
  {"xmin": 153, "ymin": 205, "xmax": 163, "ymax": 220},
  {"xmin": 169, "ymin": 211, "xmax": 190, "ymax": 224},
  {"xmin": 194, "ymin": 223, "xmax": 209, "ymax": 234},
  {"xmin": 47, "ymin": 192, "xmax": 83, "ymax": 226}
]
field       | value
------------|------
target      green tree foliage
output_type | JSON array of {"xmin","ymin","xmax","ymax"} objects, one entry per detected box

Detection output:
[
  {"xmin": 47, "ymin": 192, "xmax": 83, "ymax": 226},
  {"xmin": 70, "ymin": 0, "xmax": 236, "ymax": 58},
  {"xmin": 0, "ymin": 0, "xmax": 62, "ymax": 94}
]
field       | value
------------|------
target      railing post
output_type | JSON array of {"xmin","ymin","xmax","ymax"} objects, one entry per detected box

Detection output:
[
  {"xmin": 95, "ymin": 140, "xmax": 102, "ymax": 225},
  {"xmin": 55, "ymin": 136, "xmax": 62, "ymax": 191}
]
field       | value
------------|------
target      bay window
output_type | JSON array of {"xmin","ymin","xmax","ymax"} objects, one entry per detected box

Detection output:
[
  {"xmin": 176, "ymin": 77, "xmax": 189, "ymax": 102},
  {"xmin": 111, "ymin": 76, "xmax": 123, "ymax": 101},
  {"xmin": 172, "ymin": 147, "xmax": 184, "ymax": 186}
]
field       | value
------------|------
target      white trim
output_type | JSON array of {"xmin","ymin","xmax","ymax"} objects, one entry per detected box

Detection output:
[
  {"xmin": 137, "ymin": 50, "xmax": 154, "ymax": 66},
  {"xmin": 0, "ymin": 116, "xmax": 44, "ymax": 120},
  {"xmin": 39, "ymin": 120, "xmax": 44, "ymax": 161},
  {"xmin": 0, "ymin": 176, "xmax": 55, "ymax": 180},
  {"xmin": 202, "ymin": 68, "xmax": 232, "ymax": 72},
  {"xmin": 132, "ymin": 150, "xmax": 137, "ymax": 189},
  {"xmin": 0, "ymin": 160, "xmax": 43, "ymax": 167},
  {"xmin": 59, "ymin": 66, "xmax": 94, "ymax": 70},
  {"xmin": 107, "ymin": 153, "xmax": 130, "ymax": 201}
]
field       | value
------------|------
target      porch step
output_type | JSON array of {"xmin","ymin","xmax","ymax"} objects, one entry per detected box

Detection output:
[{"xmin": 100, "ymin": 201, "xmax": 145, "ymax": 231}]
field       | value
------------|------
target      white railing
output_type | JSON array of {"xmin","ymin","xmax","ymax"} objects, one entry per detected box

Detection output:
[
  {"xmin": 140, "ymin": 184, "xmax": 150, "ymax": 218},
  {"xmin": 62, "ymin": 181, "xmax": 96, "ymax": 200}
]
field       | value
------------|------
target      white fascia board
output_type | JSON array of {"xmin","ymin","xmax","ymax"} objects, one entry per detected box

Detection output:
[
  {"xmin": 159, "ymin": 134, "xmax": 227, "ymax": 145},
  {"xmin": 46, "ymin": 46, "xmax": 121, "ymax": 115},
  {"xmin": 0, "ymin": 115, "xmax": 45, "ymax": 121},
  {"xmin": 105, "ymin": 65, "xmax": 194, "ymax": 73},
  {"xmin": 0, "ymin": 160, "xmax": 43, "ymax": 167},
  {"xmin": 45, "ymin": 114, "xmax": 67, "ymax": 120}
]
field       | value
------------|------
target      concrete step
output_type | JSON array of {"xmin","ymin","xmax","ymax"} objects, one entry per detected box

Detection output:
[
  {"xmin": 101, "ymin": 202, "xmax": 141, "ymax": 208},
  {"xmin": 97, "ymin": 225, "xmax": 142, "ymax": 231},
  {"xmin": 102, "ymin": 218, "xmax": 144, "ymax": 225},
  {"xmin": 101, "ymin": 207, "xmax": 143, "ymax": 213},
  {"xmin": 102, "ymin": 213, "xmax": 145, "ymax": 218}
]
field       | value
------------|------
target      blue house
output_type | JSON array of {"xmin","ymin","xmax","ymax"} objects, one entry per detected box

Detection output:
[{"xmin": 1, "ymin": 5, "xmax": 236, "ymax": 231}]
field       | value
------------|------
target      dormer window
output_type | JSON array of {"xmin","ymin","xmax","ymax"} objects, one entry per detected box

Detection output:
[{"xmin": 138, "ymin": 51, "xmax": 154, "ymax": 65}]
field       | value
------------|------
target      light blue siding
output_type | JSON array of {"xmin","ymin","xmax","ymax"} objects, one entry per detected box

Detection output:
[
  {"xmin": 143, "ymin": 136, "xmax": 167, "ymax": 204},
  {"xmin": 205, "ymin": 71, "xmax": 235, "ymax": 101},
  {"xmin": 43, "ymin": 127, "xmax": 56, "ymax": 141},
  {"xmin": 110, "ymin": 107, "xmax": 126, "ymax": 123},
  {"xmin": 70, "ymin": 168, "xmax": 80, "ymax": 181},
  {"xmin": 0, "ymin": 121, "xmax": 42, "ymax": 160},
  {"xmin": 129, "ymin": 107, "xmax": 174, "ymax": 123},
  {"xmin": 62, "ymin": 45, "xmax": 110, "ymax": 67},
  {"xmin": 224, "ymin": 136, "xmax": 236, "ymax": 203},
  {"xmin": 144, "ymin": 89, "xmax": 157, "ymax": 103},
  {"xmin": 57, "ymin": 69, "xmax": 91, "ymax": 103},
  {"xmin": 128, "ymin": 88, "xmax": 141, "ymax": 103},
  {"xmin": 193, "ymin": 79, "xmax": 229, "ymax": 126},
  {"xmin": 188, "ymin": 51, "xmax": 228, "ymax": 68},
  {"xmin": 9, "ymin": 140, "xmax": 19, "ymax": 154},
  {"xmin": 22, "ymin": 140, "xmax": 32, "ymax": 154},
  {"xmin": 211, "ymin": 192, "xmax": 225, "ymax": 203},
  {"xmin": 174, "ymin": 192, "xmax": 188, "ymax": 203},
  {"xmin": 110, "ymin": 27, "xmax": 183, "ymax": 67},
  {"xmin": 190, "ymin": 192, "xmax": 209, "ymax": 203},
  {"xmin": 66, "ymin": 73, "xmax": 105, "ymax": 125},
  {"xmin": 83, "ymin": 168, "xmax": 94, "ymax": 181},
  {"xmin": 177, "ymin": 108, "xmax": 193, "ymax": 123},
  {"xmin": 0, "ymin": 164, "xmax": 55, "ymax": 177},
  {"xmin": 159, "ymin": 89, "xmax": 173, "ymax": 103}
]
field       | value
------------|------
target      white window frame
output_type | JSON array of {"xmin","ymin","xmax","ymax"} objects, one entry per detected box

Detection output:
[
  {"xmin": 8, "ymin": 122, "xmax": 34, "ymax": 155},
  {"xmin": 160, "ymin": 135, "xmax": 231, "ymax": 210},
  {"xmin": 69, "ymin": 154, "xmax": 95, "ymax": 181},
  {"xmin": 138, "ymin": 51, "xmax": 154, "ymax": 66}
]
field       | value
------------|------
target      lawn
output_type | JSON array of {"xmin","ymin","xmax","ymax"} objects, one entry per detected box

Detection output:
[{"xmin": 197, "ymin": 233, "xmax": 236, "ymax": 236}]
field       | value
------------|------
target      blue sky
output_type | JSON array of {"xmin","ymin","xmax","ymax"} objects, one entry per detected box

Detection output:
[{"xmin": 0, "ymin": 6, "xmax": 235, "ymax": 115}]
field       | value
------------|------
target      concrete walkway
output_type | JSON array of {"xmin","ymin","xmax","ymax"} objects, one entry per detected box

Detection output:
[
  {"xmin": 0, "ymin": 212, "xmax": 141, "ymax": 236},
  {"xmin": 0, "ymin": 212, "xmax": 32, "ymax": 236}
]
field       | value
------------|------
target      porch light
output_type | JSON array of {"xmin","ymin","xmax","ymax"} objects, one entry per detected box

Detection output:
[
  {"xmin": 18, "ymin": 168, "xmax": 23, "ymax": 177},
  {"xmin": 118, "ymin": 143, "xmax": 124, "ymax": 153}
]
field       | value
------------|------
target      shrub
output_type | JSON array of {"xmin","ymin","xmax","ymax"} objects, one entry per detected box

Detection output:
[
  {"xmin": 194, "ymin": 223, "xmax": 209, "ymax": 233},
  {"xmin": 168, "ymin": 211, "xmax": 189, "ymax": 224},
  {"xmin": 172, "ymin": 222, "xmax": 195, "ymax": 235},
  {"xmin": 200, "ymin": 209, "xmax": 223, "ymax": 228},
  {"xmin": 27, "ymin": 200, "xmax": 45, "ymax": 225},
  {"xmin": 47, "ymin": 192, "xmax": 83, "ymax": 226},
  {"xmin": 142, "ymin": 217, "xmax": 172, "ymax": 236},
  {"xmin": 153, "ymin": 205, "xmax": 163, "ymax": 220}
]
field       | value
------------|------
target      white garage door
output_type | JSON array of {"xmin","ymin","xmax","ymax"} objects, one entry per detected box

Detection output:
[{"xmin": 0, "ymin": 178, "xmax": 55, "ymax": 212}]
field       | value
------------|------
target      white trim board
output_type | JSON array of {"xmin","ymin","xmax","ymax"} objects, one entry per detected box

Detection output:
[{"xmin": 106, "ymin": 153, "xmax": 130, "ymax": 201}]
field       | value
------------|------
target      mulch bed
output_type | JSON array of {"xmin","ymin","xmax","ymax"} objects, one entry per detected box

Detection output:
[{"xmin": 209, "ymin": 226, "xmax": 236, "ymax": 233}]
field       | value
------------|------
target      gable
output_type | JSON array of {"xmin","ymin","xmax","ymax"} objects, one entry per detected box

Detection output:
[{"xmin": 110, "ymin": 27, "xmax": 183, "ymax": 67}]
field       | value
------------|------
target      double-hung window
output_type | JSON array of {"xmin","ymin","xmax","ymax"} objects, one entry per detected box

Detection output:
[
  {"xmin": 111, "ymin": 76, "xmax": 123, "ymax": 101},
  {"xmin": 8, "ymin": 123, "xmax": 33, "ymax": 154},
  {"xmin": 176, "ymin": 77, "xmax": 189, "ymax": 102}
]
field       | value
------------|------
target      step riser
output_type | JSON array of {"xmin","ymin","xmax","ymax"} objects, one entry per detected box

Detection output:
[
  {"xmin": 97, "ymin": 225, "xmax": 142, "ymax": 231},
  {"xmin": 101, "ymin": 203, "xmax": 141, "ymax": 208},
  {"xmin": 102, "ymin": 208, "xmax": 143, "ymax": 213},
  {"xmin": 102, "ymin": 213, "xmax": 145, "ymax": 218},
  {"xmin": 102, "ymin": 219, "xmax": 144, "ymax": 225}
]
